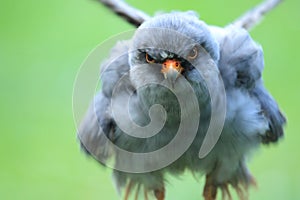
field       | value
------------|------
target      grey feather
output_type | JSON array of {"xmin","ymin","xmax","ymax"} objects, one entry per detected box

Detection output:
[
  {"xmin": 78, "ymin": 93, "xmax": 114, "ymax": 162},
  {"xmin": 78, "ymin": 41, "xmax": 132, "ymax": 162},
  {"xmin": 211, "ymin": 24, "xmax": 286, "ymax": 143},
  {"xmin": 252, "ymin": 81, "xmax": 286, "ymax": 143},
  {"xmin": 212, "ymin": 25, "xmax": 263, "ymax": 89}
]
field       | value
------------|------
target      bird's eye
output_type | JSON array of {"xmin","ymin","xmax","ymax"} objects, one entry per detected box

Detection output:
[
  {"xmin": 145, "ymin": 53, "xmax": 155, "ymax": 63},
  {"xmin": 188, "ymin": 47, "xmax": 198, "ymax": 60}
]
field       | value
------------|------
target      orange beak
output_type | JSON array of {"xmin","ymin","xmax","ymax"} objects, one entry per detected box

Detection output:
[{"xmin": 161, "ymin": 59, "xmax": 184, "ymax": 80}]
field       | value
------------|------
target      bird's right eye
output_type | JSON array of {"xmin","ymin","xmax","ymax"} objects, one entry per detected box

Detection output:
[{"xmin": 145, "ymin": 53, "xmax": 155, "ymax": 63}]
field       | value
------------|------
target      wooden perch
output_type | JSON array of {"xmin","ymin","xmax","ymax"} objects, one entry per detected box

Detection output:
[
  {"xmin": 97, "ymin": 0, "xmax": 283, "ymax": 30},
  {"xmin": 232, "ymin": 0, "xmax": 283, "ymax": 30},
  {"xmin": 97, "ymin": 0, "xmax": 150, "ymax": 27}
]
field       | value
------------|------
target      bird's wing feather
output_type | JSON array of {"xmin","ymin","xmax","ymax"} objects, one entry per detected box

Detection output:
[
  {"xmin": 252, "ymin": 82, "xmax": 286, "ymax": 143},
  {"xmin": 78, "ymin": 93, "xmax": 115, "ymax": 161},
  {"xmin": 211, "ymin": 25, "xmax": 263, "ymax": 89},
  {"xmin": 78, "ymin": 40, "xmax": 131, "ymax": 162},
  {"xmin": 210, "ymin": 25, "xmax": 286, "ymax": 143}
]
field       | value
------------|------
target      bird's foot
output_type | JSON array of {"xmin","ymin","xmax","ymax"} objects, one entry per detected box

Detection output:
[
  {"xmin": 220, "ymin": 183, "xmax": 232, "ymax": 200},
  {"xmin": 124, "ymin": 181, "xmax": 142, "ymax": 200},
  {"xmin": 124, "ymin": 181, "xmax": 133, "ymax": 200},
  {"xmin": 231, "ymin": 175, "xmax": 256, "ymax": 200},
  {"xmin": 203, "ymin": 173, "xmax": 257, "ymax": 200},
  {"xmin": 123, "ymin": 181, "xmax": 165, "ymax": 200}
]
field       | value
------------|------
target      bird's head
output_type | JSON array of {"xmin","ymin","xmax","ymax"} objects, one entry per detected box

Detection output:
[{"xmin": 128, "ymin": 12, "xmax": 220, "ymax": 106}]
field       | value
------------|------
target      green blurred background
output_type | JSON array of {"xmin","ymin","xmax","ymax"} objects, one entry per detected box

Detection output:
[{"xmin": 0, "ymin": 0, "xmax": 299, "ymax": 199}]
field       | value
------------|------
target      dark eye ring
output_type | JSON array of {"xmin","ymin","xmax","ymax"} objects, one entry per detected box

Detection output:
[
  {"xmin": 145, "ymin": 53, "xmax": 155, "ymax": 63},
  {"xmin": 188, "ymin": 47, "xmax": 198, "ymax": 60}
]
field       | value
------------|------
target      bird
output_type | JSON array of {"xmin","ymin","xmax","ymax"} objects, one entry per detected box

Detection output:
[{"xmin": 78, "ymin": 11, "xmax": 286, "ymax": 200}]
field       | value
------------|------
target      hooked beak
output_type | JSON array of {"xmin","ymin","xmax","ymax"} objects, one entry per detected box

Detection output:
[{"xmin": 161, "ymin": 59, "xmax": 184, "ymax": 86}]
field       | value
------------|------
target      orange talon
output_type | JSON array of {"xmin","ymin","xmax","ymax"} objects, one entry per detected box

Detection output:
[
  {"xmin": 124, "ymin": 181, "xmax": 133, "ymax": 200},
  {"xmin": 235, "ymin": 185, "xmax": 247, "ymax": 200},
  {"xmin": 144, "ymin": 187, "xmax": 149, "ymax": 200},
  {"xmin": 249, "ymin": 175, "xmax": 257, "ymax": 189},
  {"xmin": 221, "ymin": 184, "xmax": 232, "ymax": 200}
]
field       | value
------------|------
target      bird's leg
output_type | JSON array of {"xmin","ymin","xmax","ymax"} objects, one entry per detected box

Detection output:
[
  {"xmin": 154, "ymin": 186, "xmax": 165, "ymax": 200},
  {"xmin": 203, "ymin": 174, "xmax": 217, "ymax": 200},
  {"xmin": 124, "ymin": 180, "xmax": 133, "ymax": 200}
]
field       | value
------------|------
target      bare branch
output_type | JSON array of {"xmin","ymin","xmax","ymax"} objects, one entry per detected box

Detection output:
[
  {"xmin": 97, "ymin": 0, "xmax": 282, "ymax": 30},
  {"xmin": 232, "ymin": 0, "xmax": 283, "ymax": 30},
  {"xmin": 98, "ymin": 0, "xmax": 150, "ymax": 27}
]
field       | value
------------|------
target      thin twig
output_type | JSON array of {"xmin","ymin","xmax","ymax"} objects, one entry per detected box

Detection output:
[
  {"xmin": 97, "ymin": 0, "xmax": 283, "ymax": 30},
  {"xmin": 98, "ymin": 0, "xmax": 150, "ymax": 27},
  {"xmin": 232, "ymin": 0, "xmax": 283, "ymax": 30}
]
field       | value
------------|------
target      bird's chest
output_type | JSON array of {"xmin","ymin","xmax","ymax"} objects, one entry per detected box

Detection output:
[{"xmin": 138, "ymin": 85, "xmax": 181, "ymax": 123}]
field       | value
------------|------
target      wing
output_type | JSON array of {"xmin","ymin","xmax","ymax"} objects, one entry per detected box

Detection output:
[
  {"xmin": 77, "ymin": 40, "xmax": 132, "ymax": 162},
  {"xmin": 252, "ymin": 82, "xmax": 286, "ymax": 143},
  {"xmin": 78, "ymin": 93, "xmax": 115, "ymax": 161},
  {"xmin": 210, "ymin": 25, "xmax": 286, "ymax": 143}
]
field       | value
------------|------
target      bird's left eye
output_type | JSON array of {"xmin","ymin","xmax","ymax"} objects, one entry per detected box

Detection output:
[
  {"xmin": 188, "ymin": 47, "xmax": 198, "ymax": 60},
  {"xmin": 145, "ymin": 53, "xmax": 155, "ymax": 63}
]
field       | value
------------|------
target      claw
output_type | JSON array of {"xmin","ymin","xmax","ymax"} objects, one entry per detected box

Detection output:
[
  {"xmin": 124, "ymin": 181, "xmax": 133, "ymax": 200},
  {"xmin": 234, "ymin": 185, "xmax": 247, "ymax": 200},
  {"xmin": 144, "ymin": 187, "xmax": 149, "ymax": 200},
  {"xmin": 221, "ymin": 184, "xmax": 232, "ymax": 200},
  {"xmin": 249, "ymin": 175, "xmax": 257, "ymax": 189}
]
